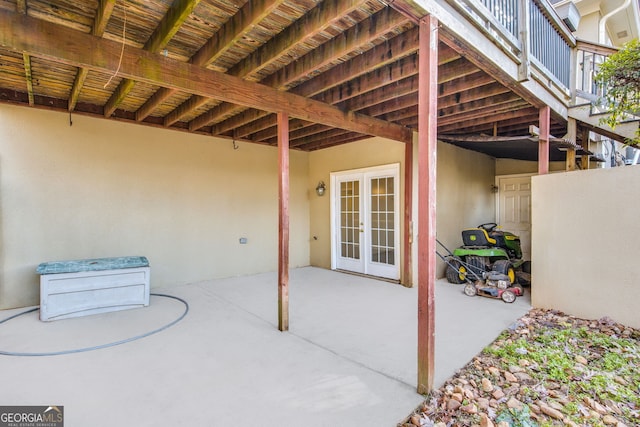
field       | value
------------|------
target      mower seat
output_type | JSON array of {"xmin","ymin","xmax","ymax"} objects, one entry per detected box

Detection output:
[{"xmin": 462, "ymin": 228, "xmax": 497, "ymax": 247}]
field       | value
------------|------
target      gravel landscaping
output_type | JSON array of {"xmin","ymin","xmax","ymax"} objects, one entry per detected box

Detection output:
[{"xmin": 401, "ymin": 308, "xmax": 640, "ymax": 427}]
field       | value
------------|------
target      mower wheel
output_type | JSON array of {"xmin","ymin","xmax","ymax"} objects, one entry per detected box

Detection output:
[
  {"xmin": 464, "ymin": 283, "xmax": 477, "ymax": 296},
  {"xmin": 466, "ymin": 256, "xmax": 487, "ymax": 280},
  {"xmin": 446, "ymin": 258, "xmax": 466, "ymax": 284},
  {"xmin": 511, "ymin": 284, "xmax": 524, "ymax": 296},
  {"xmin": 522, "ymin": 261, "xmax": 532, "ymax": 274},
  {"xmin": 501, "ymin": 289, "xmax": 516, "ymax": 303},
  {"xmin": 493, "ymin": 259, "xmax": 516, "ymax": 284}
]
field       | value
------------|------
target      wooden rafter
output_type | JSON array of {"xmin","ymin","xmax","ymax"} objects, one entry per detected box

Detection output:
[
  {"xmin": 0, "ymin": 9, "xmax": 411, "ymax": 142},
  {"xmin": 209, "ymin": 25, "xmax": 420, "ymax": 136},
  {"xmin": 437, "ymin": 106, "xmax": 537, "ymax": 132},
  {"xmin": 0, "ymin": 0, "xmax": 578, "ymax": 151},
  {"xmin": 68, "ymin": 0, "xmax": 116, "ymax": 112},
  {"xmin": 103, "ymin": 0, "xmax": 202, "ymax": 118},
  {"xmin": 262, "ymin": 60, "xmax": 497, "ymax": 145},
  {"xmin": 225, "ymin": 44, "xmax": 464, "ymax": 141},
  {"xmin": 22, "ymin": 53, "xmax": 34, "ymax": 106},
  {"xmin": 137, "ymin": 0, "xmax": 287, "ymax": 122},
  {"xmin": 94, "ymin": 0, "xmax": 117, "ymax": 36},
  {"xmin": 231, "ymin": 0, "xmax": 365, "ymax": 81},
  {"xmin": 189, "ymin": 6, "xmax": 407, "ymax": 132},
  {"xmin": 16, "ymin": 0, "xmax": 26, "ymax": 14}
]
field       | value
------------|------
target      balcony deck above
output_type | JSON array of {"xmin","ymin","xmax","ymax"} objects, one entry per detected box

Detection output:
[{"xmin": 0, "ymin": 0, "xmax": 585, "ymax": 149}]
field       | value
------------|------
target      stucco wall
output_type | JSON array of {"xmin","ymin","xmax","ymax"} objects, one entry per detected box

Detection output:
[
  {"xmin": 496, "ymin": 159, "xmax": 566, "ymax": 176},
  {"xmin": 308, "ymin": 137, "xmax": 406, "ymax": 273},
  {"xmin": 308, "ymin": 137, "xmax": 497, "ymax": 285},
  {"xmin": 0, "ymin": 105, "xmax": 310, "ymax": 309},
  {"xmin": 532, "ymin": 166, "xmax": 640, "ymax": 328},
  {"xmin": 432, "ymin": 141, "xmax": 496, "ymax": 279}
]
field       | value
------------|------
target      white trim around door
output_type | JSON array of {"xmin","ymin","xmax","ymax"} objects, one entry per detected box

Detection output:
[{"xmin": 330, "ymin": 164, "xmax": 400, "ymax": 280}]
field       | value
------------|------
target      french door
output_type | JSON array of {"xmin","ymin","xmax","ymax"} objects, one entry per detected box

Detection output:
[{"xmin": 331, "ymin": 164, "xmax": 400, "ymax": 280}]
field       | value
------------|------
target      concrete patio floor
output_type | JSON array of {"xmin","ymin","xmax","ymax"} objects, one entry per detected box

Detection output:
[{"xmin": 0, "ymin": 267, "xmax": 530, "ymax": 426}]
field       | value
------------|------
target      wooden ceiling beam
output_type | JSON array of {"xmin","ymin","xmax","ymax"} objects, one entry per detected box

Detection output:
[
  {"xmin": 261, "ymin": 7, "xmax": 410, "ymax": 90},
  {"xmin": 164, "ymin": 95, "xmax": 209, "ymax": 127},
  {"xmin": 438, "ymin": 92, "xmax": 522, "ymax": 117},
  {"xmin": 290, "ymin": 128, "xmax": 363, "ymax": 149},
  {"xmin": 253, "ymin": 57, "xmax": 485, "ymax": 143},
  {"xmin": 304, "ymin": 133, "xmax": 371, "ymax": 150},
  {"xmin": 477, "ymin": 115, "xmax": 547, "ymax": 134},
  {"xmin": 228, "ymin": 52, "xmax": 473, "ymax": 140},
  {"xmin": 190, "ymin": 7, "xmax": 409, "ymax": 132},
  {"xmin": 437, "ymin": 106, "xmax": 537, "ymax": 132},
  {"xmin": 68, "ymin": 0, "xmax": 116, "ymax": 112},
  {"xmin": 229, "ymin": 0, "xmax": 366, "ymax": 81},
  {"xmin": 191, "ymin": 0, "xmax": 285, "ymax": 68},
  {"xmin": 94, "ymin": 0, "xmax": 117, "ymax": 36},
  {"xmin": 250, "ymin": 74, "xmax": 420, "ymax": 142},
  {"xmin": 296, "ymin": 129, "xmax": 376, "ymax": 150},
  {"xmin": 22, "ymin": 53, "xmax": 34, "ymax": 106},
  {"xmin": 140, "ymin": 0, "xmax": 286, "ymax": 123},
  {"xmin": 16, "ymin": 0, "xmax": 26, "ymax": 14},
  {"xmin": 290, "ymin": 25, "xmax": 421, "ymax": 98},
  {"xmin": 208, "ymin": 28, "xmax": 420, "ymax": 135},
  {"xmin": 1, "ymin": 9, "xmax": 413, "ymax": 142},
  {"xmin": 438, "ymin": 101, "xmax": 531, "ymax": 127},
  {"xmin": 135, "ymin": 86, "xmax": 176, "ymax": 121},
  {"xmin": 103, "ymin": 0, "xmax": 201, "ymax": 117}
]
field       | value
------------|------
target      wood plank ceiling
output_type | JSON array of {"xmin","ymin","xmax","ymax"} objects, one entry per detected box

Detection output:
[{"xmin": 0, "ymin": 0, "xmax": 565, "ymax": 151}]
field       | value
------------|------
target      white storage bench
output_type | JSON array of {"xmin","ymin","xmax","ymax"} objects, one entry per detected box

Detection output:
[{"xmin": 37, "ymin": 256, "xmax": 150, "ymax": 321}]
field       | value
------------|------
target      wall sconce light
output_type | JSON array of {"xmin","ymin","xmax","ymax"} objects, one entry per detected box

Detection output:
[
  {"xmin": 491, "ymin": 185, "xmax": 499, "ymax": 193},
  {"xmin": 316, "ymin": 181, "xmax": 326, "ymax": 196}
]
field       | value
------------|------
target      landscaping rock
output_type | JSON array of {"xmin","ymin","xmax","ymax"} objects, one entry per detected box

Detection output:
[
  {"xmin": 461, "ymin": 403, "xmax": 477, "ymax": 414},
  {"xmin": 401, "ymin": 308, "xmax": 640, "ymax": 427},
  {"xmin": 503, "ymin": 371, "xmax": 518, "ymax": 383},
  {"xmin": 602, "ymin": 415, "xmax": 618, "ymax": 425},
  {"xmin": 506, "ymin": 397, "xmax": 523, "ymax": 410},
  {"xmin": 479, "ymin": 413, "xmax": 494, "ymax": 427},
  {"xmin": 540, "ymin": 404, "xmax": 564, "ymax": 420},
  {"xmin": 447, "ymin": 399, "xmax": 461, "ymax": 411}
]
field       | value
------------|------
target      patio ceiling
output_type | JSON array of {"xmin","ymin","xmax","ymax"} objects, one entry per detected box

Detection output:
[{"xmin": 0, "ymin": 0, "xmax": 567, "ymax": 152}]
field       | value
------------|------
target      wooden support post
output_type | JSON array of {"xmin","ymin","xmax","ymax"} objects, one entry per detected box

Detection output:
[
  {"xmin": 417, "ymin": 14, "xmax": 438, "ymax": 395},
  {"xmin": 517, "ymin": 0, "xmax": 531, "ymax": 82},
  {"xmin": 581, "ymin": 127, "xmax": 590, "ymax": 170},
  {"xmin": 403, "ymin": 141, "xmax": 413, "ymax": 287},
  {"xmin": 538, "ymin": 106, "xmax": 550, "ymax": 175},
  {"xmin": 565, "ymin": 118, "xmax": 577, "ymax": 171},
  {"xmin": 277, "ymin": 112, "xmax": 290, "ymax": 332}
]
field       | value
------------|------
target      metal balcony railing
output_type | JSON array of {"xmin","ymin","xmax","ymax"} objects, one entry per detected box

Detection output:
[
  {"xmin": 454, "ymin": 0, "xmax": 574, "ymax": 91},
  {"xmin": 529, "ymin": 0, "xmax": 571, "ymax": 88},
  {"xmin": 575, "ymin": 40, "xmax": 618, "ymax": 113}
]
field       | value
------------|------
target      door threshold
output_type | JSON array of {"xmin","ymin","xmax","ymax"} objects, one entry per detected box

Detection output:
[{"xmin": 334, "ymin": 269, "xmax": 400, "ymax": 284}]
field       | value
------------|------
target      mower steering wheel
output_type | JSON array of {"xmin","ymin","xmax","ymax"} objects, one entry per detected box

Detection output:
[{"xmin": 478, "ymin": 222, "xmax": 498, "ymax": 232}]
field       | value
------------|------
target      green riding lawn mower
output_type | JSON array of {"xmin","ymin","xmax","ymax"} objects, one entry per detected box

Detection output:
[{"xmin": 437, "ymin": 222, "xmax": 531, "ymax": 303}]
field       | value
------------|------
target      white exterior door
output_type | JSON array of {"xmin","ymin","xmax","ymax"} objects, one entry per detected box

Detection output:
[
  {"xmin": 331, "ymin": 164, "xmax": 400, "ymax": 280},
  {"xmin": 496, "ymin": 174, "xmax": 532, "ymax": 260}
]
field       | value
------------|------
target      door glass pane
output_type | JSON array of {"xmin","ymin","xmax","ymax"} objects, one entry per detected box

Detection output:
[
  {"xmin": 370, "ymin": 176, "xmax": 395, "ymax": 265},
  {"xmin": 340, "ymin": 180, "xmax": 360, "ymax": 260}
]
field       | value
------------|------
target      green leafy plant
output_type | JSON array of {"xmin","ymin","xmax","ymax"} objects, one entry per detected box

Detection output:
[{"xmin": 595, "ymin": 39, "xmax": 640, "ymax": 145}]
